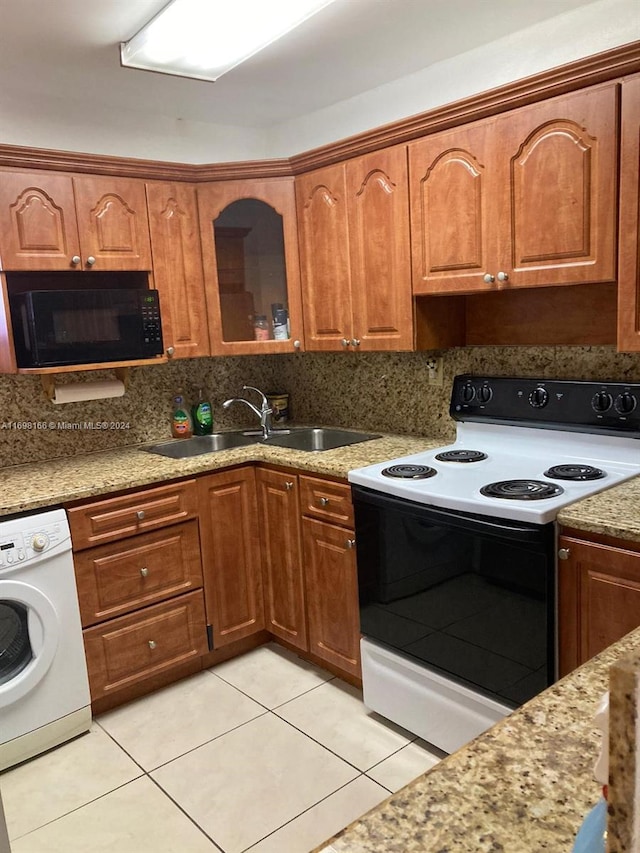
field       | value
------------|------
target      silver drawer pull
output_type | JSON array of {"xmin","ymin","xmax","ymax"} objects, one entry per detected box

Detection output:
[
  {"xmin": 319, "ymin": 497, "xmax": 330, "ymax": 507},
  {"xmin": 136, "ymin": 510, "xmax": 145, "ymax": 520},
  {"xmin": 148, "ymin": 640, "xmax": 157, "ymax": 649},
  {"xmin": 140, "ymin": 567, "xmax": 149, "ymax": 577},
  {"xmin": 285, "ymin": 481, "xmax": 294, "ymax": 490},
  {"xmin": 558, "ymin": 548, "xmax": 571, "ymax": 560},
  {"xmin": 346, "ymin": 538, "xmax": 356, "ymax": 549}
]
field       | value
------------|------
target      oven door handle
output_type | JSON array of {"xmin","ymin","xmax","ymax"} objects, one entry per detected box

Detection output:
[{"xmin": 351, "ymin": 485, "xmax": 552, "ymax": 545}]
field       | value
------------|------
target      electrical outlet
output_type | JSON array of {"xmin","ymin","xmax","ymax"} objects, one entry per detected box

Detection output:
[{"xmin": 426, "ymin": 357, "xmax": 443, "ymax": 387}]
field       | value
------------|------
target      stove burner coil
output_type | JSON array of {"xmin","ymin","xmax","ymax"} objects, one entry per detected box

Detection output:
[
  {"xmin": 434, "ymin": 449, "xmax": 488, "ymax": 463},
  {"xmin": 381, "ymin": 464, "xmax": 437, "ymax": 480},
  {"xmin": 480, "ymin": 479, "xmax": 564, "ymax": 500},
  {"xmin": 543, "ymin": 464, "xmax": 605, "ymax": 481}
]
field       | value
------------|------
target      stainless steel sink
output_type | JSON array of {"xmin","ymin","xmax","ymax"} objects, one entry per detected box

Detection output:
[
  {"xmin": 142, "ymin": 432, "xmax": 259, "ymax": 458},
  {"xmin": 263, "ymin": 427, "xmax": 380, "ymax": 452}
]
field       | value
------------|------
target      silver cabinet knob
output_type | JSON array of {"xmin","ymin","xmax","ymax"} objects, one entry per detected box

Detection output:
[
  {"xmin": 140, "ymin": 567, "xmax": 149, "ymax": 577},
  {"xmin": 148, "ymin": 640, "xmax": 157, "ymax": 649},
  {"xmin": 483, "ymin": 273, "xmax": 495, "ymax": 283},
  {"xmin": 497, "ymin": 271, "xmax": 509, "ymax": 282},
  {"xmin": 293, "ymin": 340, "xmax": 301, "ymax": 350},
  {"xmin": 86, "ymin": 256, "xmax": 96, "ymax": 266},
  {"xmin": 319, "ymin": 497, "xmax": 330, "ymax": 507},
  {"xmin": 166, "ymin": 346, "xmax": 175, "ymax": 357},
  {"xmin": 71, "ymin": 255, "xmax": 81, "ymax": 266},
  {"xmin": 285, "ymin": 481, "xmax": 294, "ymax": 491},
  {"xmin": 558, "ymin": 548, "xmax": 571, "ymax": 560},
  {"xmin": 351, "ymin": 338, "xmax": 361, "ymax": 347},
  {"xmin": 136, "ymin": 510, "xmax": 145, "ymax": 520},
  {"xmin": 346, "ymin": 538, "xmax": 356, "ymax": 549},
  {"xmin": 341, "ymin": 339, "xmax": 350, "ymax": 348}
]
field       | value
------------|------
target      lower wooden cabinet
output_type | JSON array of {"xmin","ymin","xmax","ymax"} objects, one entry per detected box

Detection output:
[
  {"xmin": 258, "ymin": 467, "xmax": 361, "ymax": 680},
  {"xmin": 83, "ymin": 590, "xmax": 207, "ymax": 703},
  {"xmin": 198, "ymin": 467, "xmax": 265, "ymax": 649},
  {"xmin": 558, "ymin": 532, "xmax": 640, "ymax": 676},
  {"xmin": 302, "ymin": 515, "xmax": 361, "ymax": 678}
]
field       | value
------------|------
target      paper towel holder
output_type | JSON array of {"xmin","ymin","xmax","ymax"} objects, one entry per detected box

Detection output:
[{"xmin": 41, "ymin": 367, "xmax": 130, "ymax": 402}]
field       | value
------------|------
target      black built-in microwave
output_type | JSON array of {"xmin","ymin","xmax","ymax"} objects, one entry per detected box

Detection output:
[{"xmin": 9, "ymin": 289, "xmax": 163, "ymax": 368}]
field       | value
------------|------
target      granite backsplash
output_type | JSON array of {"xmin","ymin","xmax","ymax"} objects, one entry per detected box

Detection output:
[{"xmin": 2, "ymin": 345, "xmax": 640, "ymax": 468}]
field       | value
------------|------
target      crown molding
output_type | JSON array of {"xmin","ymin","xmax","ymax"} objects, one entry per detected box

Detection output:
[{"xmin": 0, "ymin": 40, "xmax": 637, "ymax": 181}]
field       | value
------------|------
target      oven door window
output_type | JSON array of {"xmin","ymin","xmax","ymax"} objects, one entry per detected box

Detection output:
[
  {"xmin": 355, "ymin": 492, "xmax": 554, "ymax": 708},
  {"xmin": 0, "ymin": 602, "xmax": 33, "ymax": 685}
]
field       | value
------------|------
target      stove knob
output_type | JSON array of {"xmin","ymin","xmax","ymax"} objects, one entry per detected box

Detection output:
[
  {"xmin": 591, "ymin": 390, "xmax": 613, "ymax": 413},
  {"xmin": 477, "ymin": 385, "xmax": 492, "ymax": 404},
  {"xmin": 461, "ymin": 383, "xmax": 476, "ymax": 403},
  {"xmin": 529, "ymin": 387, "xmax": 549, "ymax": 408},
  {"xmin": 614, "ymin": 391, "xmax": 637, "ymax": 415}
]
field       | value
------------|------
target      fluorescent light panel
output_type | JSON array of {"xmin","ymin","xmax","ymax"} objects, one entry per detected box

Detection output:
[{"xmin": 121, "ymin": 0, "xmax": 337, "ymax": 82}]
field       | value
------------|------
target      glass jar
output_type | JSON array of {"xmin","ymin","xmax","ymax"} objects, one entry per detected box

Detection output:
[{"xmin": 253, "ymin": 314, "xmax": 270, "ymax": 341}]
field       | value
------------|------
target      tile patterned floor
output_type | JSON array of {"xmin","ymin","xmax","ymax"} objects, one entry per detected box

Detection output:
[{"xmin": 1, "ymin": 644, "xmax": 442, "ymax": 853}]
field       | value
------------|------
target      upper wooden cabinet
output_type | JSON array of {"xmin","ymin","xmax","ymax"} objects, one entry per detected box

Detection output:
[
  {"xmin": 618, "ymin": 74, "xmax": 640, "ymax": 352},
  {"xmin": 197, "ymin": 178, "xmax": 304, "ymax": 355},
  {"xmin": 410, "ymin": 82, "xmax": 618, "ymax": 295},
  {"xmin": 146, "ymin": 182, "xmax": 210, "ymax": 359},
  {"xmin": 0, "ymin": 170, "xmax": 152, "ymax": 271},
  {"xmin": 296, "ymin": 146, "xmax": 413, "ymax": 351}
]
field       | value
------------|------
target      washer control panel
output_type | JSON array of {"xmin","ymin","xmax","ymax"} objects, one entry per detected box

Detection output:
[{"xmin": 0, "ymin": 519, "xmax": 64, "ymax": 568}]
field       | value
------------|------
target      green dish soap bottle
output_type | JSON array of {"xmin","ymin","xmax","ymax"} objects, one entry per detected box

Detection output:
[
  {"xmin": 171, "ymin": 393, "xmax": 193, "ymax": 439},
  {"xmin": 192, "ymin": 389, "xmax": 213, "ymax": 436}
]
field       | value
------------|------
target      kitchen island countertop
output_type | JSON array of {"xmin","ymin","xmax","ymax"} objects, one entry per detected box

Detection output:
[{"xmin": 314, "ymin": 624, "xmax": 640, "ymax": 853}]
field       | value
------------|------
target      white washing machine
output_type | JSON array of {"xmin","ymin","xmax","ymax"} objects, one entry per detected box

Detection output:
[{"xmin": 0, "ymin": 507, "xmax": 91, "ymax": 771}]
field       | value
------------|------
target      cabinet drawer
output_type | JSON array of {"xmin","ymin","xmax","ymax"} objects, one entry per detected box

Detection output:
[
  {"xmin": 68, "ymin": 480, "xmax": 198, "ymax": 550},
  {"xmin": 83, "ymin": 591, "xmax": 208, "ymax": 702},
  {"xmin": 75, "ymin": 520, "xmax": 203, "ymax": 627},
  {"xmin": 299, "ymin": 476, "xmax": 353, "ymax": 527}
]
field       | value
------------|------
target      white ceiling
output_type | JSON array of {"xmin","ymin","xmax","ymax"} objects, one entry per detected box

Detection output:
[{"xmin": 0, "ymin": 0, "xmax": 602, "ymax": 130}]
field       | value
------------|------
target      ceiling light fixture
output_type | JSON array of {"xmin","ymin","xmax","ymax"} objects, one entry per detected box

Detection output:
[{"xmin": 120, "ymin": 0, "xmax": 337, "ymax": 83}]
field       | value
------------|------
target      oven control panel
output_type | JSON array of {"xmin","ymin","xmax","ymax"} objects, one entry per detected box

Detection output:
[{"xmin": 450, "ymin": 375, "xmax": 640, "ymax": 434}]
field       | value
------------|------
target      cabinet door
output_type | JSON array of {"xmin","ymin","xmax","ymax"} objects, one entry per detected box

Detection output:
[
  {"xmin": 346, "ymin": 146, "xmax": 413, "ymax": 350},
  {"xmin": 198, "ymin": 468, "xmax": 265, "ymax": 648},
  {"xmin": 73, "ymin": 175, "xmax": 152, "ymax": 270},
  {"xmin": 496, "ymin": 83, "xmax": 617, "ymax": 289},
  {"xmin": 0, "ymin": 170, "xmax": 81, "ymax": 270},
  {"xmin": 558, "ymin": 535, "xmax": 640, "ymax": 676},
  {"xmin": 256, "ymin": 468, "xmax": 307, "ymax": 651},
  {"xmin": 296, "ymin": 163, "xmax": 353, "ymax": 351},
  {"xmin": 198, "ymin": 178, "xmax": 304, "ymax": 355},
  {"xmin": 409, "ymin": 120, "xmax": 496, "ymax": 294},
  {"xmin": 146, "ymin": 181, "xmax": 210, "ymax": 359},
  {"xmin": 302, "ymin": 516, "xmax": 360, "ymax": 677},
  {"xmin": 618, "ymin": 74, "xmax": 640, "ymax": 351}
]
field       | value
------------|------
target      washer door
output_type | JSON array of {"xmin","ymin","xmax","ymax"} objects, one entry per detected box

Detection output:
[{"xmin": 0, "ymin": 581, "xmax": 59, "ymax": 708}]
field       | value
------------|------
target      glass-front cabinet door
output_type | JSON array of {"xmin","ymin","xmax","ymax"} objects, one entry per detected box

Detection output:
[{"xmin": 197, "ymin": 178, "xmax": 304, "ymax": 354}]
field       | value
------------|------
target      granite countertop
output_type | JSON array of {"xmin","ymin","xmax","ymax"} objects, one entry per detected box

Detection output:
[
  {"xmin": 0, "ymin": 431, "xmax": 440, "ymax": 516},
  {"xmin": 557, "ymin": 475, "xmax": 640, "ymax": 542},
  {"xmin": 314, "ymin": 625, "xmax": 640, "ymax": 853}
]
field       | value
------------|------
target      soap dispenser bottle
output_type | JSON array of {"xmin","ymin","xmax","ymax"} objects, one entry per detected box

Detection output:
[
  {"xmin": 171, "ymin": 393, "xmax": 193, "ymax": 438},
  {"xmin": 192, "ymin": 389, "xmax": 213, "ymax": 436}
]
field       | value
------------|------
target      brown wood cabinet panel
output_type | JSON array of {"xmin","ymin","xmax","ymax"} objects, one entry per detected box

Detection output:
[
  {"xmin": 618, "ymin": 74, "xmax": 640, "ymax": 351},
  {"xmin": 0, "ymin": 170, "xmax": 81, "ymax": 270},
  {"xmin": 146, "ymin": 181, "xmax": 210, "ymax": 359},
  {"xmin": 497, "ymin": 83, "xmax": 617, "ymax": 289},
  {"xmin": 83, "ymin": 590, "xmax": 207, "ymax": 702},
  {"xmin": 197, "ymin": 178, "xmax": 304, "ymax": 355},
  {"xmin": 409, "ymin": 120, "xmax": 495, "ymax": 294},
  {"xmin": 198, "ymin": 468, "xmax": 265, "ymax": 648},
  {"xmin": 299, "ymin": 475, "xmax": 354, "ymax": 527},
  {"xmin": 67, "ymin": 479, "xmax": 198, "ymax": 551},
  {"xmin": 74, "ymin": 520, "xmax": 203, "ymax": 627},
  {"xmin": 256, "ymin": 468, "xmax": 307, "ymax": 650},
  {"xmin": 73, "ymin": 175, "xmax": 152, "ymax": 270},
  {"xmin": 558, "ymin": 535, "xmax": 640, "ymax": 676},
  {"xmin": 295, "ymin": 162, "xmax": 352, "ymax": 351},
  {"xmin": 346, "ymin": 146, "xmax": 413, "ymax": 350},
  {"xmin": 302, "ymin": 517, "xmax": 360, "ymax": 678}
]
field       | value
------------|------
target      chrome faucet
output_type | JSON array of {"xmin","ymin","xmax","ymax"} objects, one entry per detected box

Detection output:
[{"xmin": 222, "ymin": 385, "xmax": 273, "ymax": 439}]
